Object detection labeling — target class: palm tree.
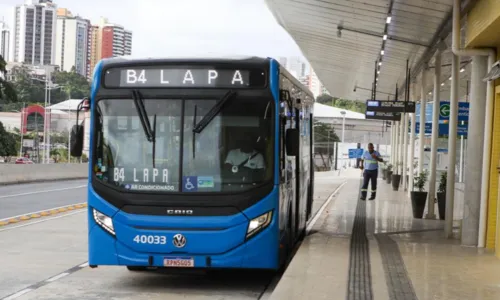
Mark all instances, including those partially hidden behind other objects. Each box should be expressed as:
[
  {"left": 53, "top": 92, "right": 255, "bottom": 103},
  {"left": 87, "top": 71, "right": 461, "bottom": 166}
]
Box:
[{"left": 0, "top": 55, "right": 18, "bottom": 103}]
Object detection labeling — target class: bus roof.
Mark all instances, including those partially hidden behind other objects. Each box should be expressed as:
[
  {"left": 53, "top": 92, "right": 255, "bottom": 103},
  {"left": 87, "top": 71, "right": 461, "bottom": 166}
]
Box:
[{"left": 98, "top": 55, "right": 273, "bottom": 67}]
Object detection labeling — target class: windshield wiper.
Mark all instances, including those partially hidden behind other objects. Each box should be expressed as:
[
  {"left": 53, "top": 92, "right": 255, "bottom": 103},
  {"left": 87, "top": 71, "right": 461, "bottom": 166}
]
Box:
[
  {"left": 192, "top": 90, "right": 236, "bottom": 134},
  {"left": 132, "top": 90, "right": 157, "bottom": 167},
  {"left": 192, "top": 105, "right": 197, "bottom": 159}
]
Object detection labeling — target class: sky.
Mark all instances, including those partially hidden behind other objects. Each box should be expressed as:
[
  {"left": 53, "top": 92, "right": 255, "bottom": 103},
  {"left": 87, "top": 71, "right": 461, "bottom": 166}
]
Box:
[{"left": 0, "top": 0, "right": 307, "bottom": 60}]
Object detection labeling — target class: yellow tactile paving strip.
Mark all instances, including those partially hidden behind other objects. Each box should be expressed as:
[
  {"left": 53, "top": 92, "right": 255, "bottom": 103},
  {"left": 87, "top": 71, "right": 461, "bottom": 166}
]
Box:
[{"left": 0, "top": 203, "right": 87, "bottom": 227}]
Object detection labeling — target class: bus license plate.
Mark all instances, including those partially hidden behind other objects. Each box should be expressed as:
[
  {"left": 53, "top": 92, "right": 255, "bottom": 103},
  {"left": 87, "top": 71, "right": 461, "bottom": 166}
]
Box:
[{"left": 163, "top": 257, "right": 194, "bottom": 268}]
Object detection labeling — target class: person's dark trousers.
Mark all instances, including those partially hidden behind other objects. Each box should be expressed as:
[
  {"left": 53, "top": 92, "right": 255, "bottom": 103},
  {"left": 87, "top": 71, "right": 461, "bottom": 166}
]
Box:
[{"left": 360, "top": 169, "right": 378, "bottom": 200}]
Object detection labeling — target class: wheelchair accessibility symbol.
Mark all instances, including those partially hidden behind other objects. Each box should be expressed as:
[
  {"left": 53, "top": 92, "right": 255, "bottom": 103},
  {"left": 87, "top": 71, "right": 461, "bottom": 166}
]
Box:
[{"left": 182, "top": 176, "right": 198, "bottom": 192}]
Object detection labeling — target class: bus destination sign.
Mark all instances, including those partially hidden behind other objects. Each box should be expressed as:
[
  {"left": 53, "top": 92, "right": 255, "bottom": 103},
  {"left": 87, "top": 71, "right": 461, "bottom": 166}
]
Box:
[
  {"left": 365, "top": 100, "right": 415, "bottom": 113},
  {"left": 365, "top": 111, "right": 402, "bottom": 121},
  {"left": 103, "top": 67, "right": 266, "bottom": 88}
]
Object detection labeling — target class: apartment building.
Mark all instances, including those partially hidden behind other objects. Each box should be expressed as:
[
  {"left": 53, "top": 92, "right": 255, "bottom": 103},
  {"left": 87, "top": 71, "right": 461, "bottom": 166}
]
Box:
[
  {"left": 9, "top": 0, "right": 57, "bottom": 65},
  {"left": 55, "top": 8, "right": 90, "bottom": 77}
]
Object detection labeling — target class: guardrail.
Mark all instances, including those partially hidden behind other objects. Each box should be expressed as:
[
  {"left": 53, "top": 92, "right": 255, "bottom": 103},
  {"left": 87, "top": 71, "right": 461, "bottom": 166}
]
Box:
[{"left": 0, "top": 163, "right": 88, "bottom": 185}]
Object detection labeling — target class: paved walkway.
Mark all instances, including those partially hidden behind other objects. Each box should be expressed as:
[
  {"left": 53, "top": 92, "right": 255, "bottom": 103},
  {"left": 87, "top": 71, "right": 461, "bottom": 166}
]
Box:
[{"left": 270, "top": 170, "right": 500, "bottom": 300}]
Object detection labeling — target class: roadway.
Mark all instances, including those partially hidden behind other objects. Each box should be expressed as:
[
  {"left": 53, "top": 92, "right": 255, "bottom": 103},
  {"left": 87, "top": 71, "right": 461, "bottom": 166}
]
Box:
[
  {"left": 0, "top": 171, "right": 346, "bottom": 300},
  {"left": 0, "top": 180, "right": 87, "bottom": 219}
]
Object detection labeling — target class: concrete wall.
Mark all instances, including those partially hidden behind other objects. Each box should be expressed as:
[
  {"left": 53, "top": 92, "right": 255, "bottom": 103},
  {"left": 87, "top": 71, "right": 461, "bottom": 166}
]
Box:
[{"left": 0, "top": 163, "right": 88, "bottom": 185}]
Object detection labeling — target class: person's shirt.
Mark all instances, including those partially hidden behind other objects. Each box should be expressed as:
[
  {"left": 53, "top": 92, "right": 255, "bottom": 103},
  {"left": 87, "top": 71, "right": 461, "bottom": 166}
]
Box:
[
  {"left": 362, "top": 150, "right": 381, "bottom": 170},
  {"left": 225, "top": 148, "right": 265, "bottom": 169}
]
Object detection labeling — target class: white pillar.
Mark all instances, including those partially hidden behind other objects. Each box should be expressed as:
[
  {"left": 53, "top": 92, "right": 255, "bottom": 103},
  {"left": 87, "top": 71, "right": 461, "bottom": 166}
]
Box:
[
  {"left": 427, "top": 48, "right": 442, "bottom": 220},
  {"left": 459, "top": 136, "right": 464, "bottom": 182},
  {"left": 402, "top": 111, "right": 409, "bottom": 190},
  {"left": 390, "top": 124, "right": 394, "bottom": 165},
  {"left": 394, "top": 121, "right": 399, "bottom": 169},
  {"left": 462, "top": 55, "right": 488, "bottom": 245},
  {"left": 341, "top": 113, "right": 346, "bottom": 143},
  {"left": 478, "top": 54, "right": 496, "bottom": 248},
  {"left": 392, "top": 124, "right": 396, "bottom": 166},
  {"left": 418, "top": 68, "right": 427, "bottom": 174},
  {"left": 399, "top": 112, "right": 405, "bottom": 176},
  {"left": 408, "top": 83, "right": 417, "bottom": 196},
  {"left": 445, "top": 53, "right": 460, "bottom": 238}
]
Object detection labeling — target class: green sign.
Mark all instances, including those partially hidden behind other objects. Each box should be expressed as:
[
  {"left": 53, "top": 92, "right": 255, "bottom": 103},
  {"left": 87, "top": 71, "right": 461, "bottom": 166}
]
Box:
[{"left": 439, "top": 103, "right": 450, "bottom": 118}]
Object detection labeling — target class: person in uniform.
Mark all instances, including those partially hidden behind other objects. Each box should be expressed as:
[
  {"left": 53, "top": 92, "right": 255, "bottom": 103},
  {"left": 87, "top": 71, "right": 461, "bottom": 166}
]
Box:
[
  {"left": 359, "top": 143, "right": 383, "bottom": 200},
  {"left": 224, "top": 135, "right": 265, "bottom": 173}
]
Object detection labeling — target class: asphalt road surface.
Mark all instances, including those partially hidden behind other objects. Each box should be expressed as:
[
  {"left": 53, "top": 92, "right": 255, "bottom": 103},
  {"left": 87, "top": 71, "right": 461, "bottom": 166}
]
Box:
[
  {"left": 0, "top": 180, "right": 87, "bottom": 219},
  {"left": 0, "top": 171, "right": 345, "bottom": 300}
]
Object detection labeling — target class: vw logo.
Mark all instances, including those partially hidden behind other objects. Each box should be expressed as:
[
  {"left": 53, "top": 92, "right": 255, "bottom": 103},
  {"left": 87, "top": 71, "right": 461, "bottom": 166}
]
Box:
[{"left": 172, "top": 234, "right": 187, "bottom": 248}]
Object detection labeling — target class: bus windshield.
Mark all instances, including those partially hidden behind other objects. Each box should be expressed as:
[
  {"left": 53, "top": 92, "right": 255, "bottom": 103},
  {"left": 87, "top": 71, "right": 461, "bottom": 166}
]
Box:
[{"left": 93, "top": 96, "right": 274, "bottom": 193}]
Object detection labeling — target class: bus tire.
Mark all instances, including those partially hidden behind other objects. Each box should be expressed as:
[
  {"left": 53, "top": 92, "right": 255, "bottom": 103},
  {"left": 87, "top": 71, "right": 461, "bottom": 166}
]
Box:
[{"left": 126, "top": 266, "right": 147, "bottom": 271}]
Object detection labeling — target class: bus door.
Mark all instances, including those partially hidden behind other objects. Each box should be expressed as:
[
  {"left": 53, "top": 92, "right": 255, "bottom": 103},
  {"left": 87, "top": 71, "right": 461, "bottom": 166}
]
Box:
[
  {"left": 279, "top": 101, "right": 297, "bottom": 244},
  {"left": 294, "top": 107, "right": 301, "bottom": 235}
]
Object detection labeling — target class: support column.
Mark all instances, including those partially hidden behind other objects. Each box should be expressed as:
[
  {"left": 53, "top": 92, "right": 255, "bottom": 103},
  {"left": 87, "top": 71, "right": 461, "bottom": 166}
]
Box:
[
  {"left": 392, "top": 123, "right": 397, "bottom": 166},
  {"left": 395, "top": 121, "right": 400, "bottom": 171},
  {"left": 459, "top": 136, "right": 465, "bottom": 182},
  {"left": 403, "top": 111, "right": 409, "bottom": 190},
  {"left": 390, "top": 124, "right": 394, "bottom": 165},
  {"left": 399, "top": 115, "right": 405, "bottom": 175},
  {"left": 427, "top": 49, "right": 443, "bottom": 219},
  {"left": 418, "top": 68, "right": 428, "bottom": 174},
  {"left": 445, "top": 53, "right": 460, "bottom": 238},
  {"left": 462, "top": 56, "right": 487, "bottom": 245},
  {"left": 408, "top": 83, "right": 417, "bottom": 196},
  {"left": 478, "top": 54, "right": 495, "bottom": 248}
]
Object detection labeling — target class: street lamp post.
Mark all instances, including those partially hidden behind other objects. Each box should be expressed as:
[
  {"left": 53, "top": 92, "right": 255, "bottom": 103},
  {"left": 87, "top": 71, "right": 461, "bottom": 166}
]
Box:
[
  {"left": 31, "top": 77, "right": 48, "bottom": 163},
  {"left": 12, "top": 102, "right": 26, "bottom": 157},
  {"left": 20, "top": 102, "right": 25, "bottom": 157},
  {"left": 340, "top": 110, "right": 346, "bottom": 143},
  {"left": 67, "top": 98, "right": 71, "bottom": 163}
]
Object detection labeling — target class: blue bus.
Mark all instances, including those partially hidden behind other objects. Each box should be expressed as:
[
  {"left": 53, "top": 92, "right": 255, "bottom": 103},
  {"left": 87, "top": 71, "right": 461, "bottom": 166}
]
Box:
[{"left": 70, "top": 56, "right": 315, "bottom": 271}]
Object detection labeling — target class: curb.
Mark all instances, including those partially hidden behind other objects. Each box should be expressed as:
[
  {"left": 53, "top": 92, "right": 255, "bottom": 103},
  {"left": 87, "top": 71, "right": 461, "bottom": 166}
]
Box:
[{"left": 0, "top": 203, "right": 87, "bottom": 227}]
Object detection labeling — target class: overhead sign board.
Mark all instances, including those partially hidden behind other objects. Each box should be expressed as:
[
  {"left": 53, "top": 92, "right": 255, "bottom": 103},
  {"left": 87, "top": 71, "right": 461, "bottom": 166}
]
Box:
[
  {"left": 348, "top": 148, "right": 364, "bottom": 159},
  {"left": 414, "top": 122, "right": 468, "bottom": 137},
  {"left": 439, "top": 101, "right": 469, "bottom": 122},
  {"left": 365, "top": 100, "right": 415, "bottom": 113},
  {"left": 365, "top": 111, "right": 402, "bottom": 121},
  {"left": 103, "top": 66, "right": 267, "bottom": 88},
  {"left": 415, "top": 102, "right": 433, "bottom": 121}
]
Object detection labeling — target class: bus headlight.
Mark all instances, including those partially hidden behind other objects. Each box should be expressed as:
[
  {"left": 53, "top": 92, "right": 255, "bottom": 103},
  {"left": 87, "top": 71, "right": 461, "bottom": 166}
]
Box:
[
  {"left": 246, "top": 210, "right": 273, "bottom": 239},
  {"left": 93, "top": 209, "right": 115, "bottom": 236}
]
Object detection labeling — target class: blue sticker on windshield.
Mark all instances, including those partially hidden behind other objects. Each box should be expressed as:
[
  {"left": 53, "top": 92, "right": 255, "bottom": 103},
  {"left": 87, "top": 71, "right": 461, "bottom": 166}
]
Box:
[
  {"left": 197, "top": 176, "right": 214, "bottom": 188},
  {"left": 182, "top": 176, "right": 198, "bottom": 192}
]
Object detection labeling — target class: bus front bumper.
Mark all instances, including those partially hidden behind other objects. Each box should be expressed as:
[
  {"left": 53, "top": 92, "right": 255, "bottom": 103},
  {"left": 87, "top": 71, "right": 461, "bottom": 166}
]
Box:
[{"left": 88, "top": 220, "right": 280, "bottom": 270}]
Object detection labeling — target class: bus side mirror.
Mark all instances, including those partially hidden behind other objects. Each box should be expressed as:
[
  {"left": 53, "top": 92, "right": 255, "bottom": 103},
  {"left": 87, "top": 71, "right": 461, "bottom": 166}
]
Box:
[
  {"left": 70, "top": 98, "right": 89, "bottom": 157},
  {"left": 70, "top": 124, "right": 84, "bottom": 157},
  {"left": 285, "top": 128, "right": 299, "bottom": 156}
]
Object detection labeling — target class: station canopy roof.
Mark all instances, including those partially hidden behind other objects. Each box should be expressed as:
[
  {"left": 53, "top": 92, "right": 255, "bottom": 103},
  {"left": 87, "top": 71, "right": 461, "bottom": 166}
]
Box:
[{"left": 265, "top": 0, "right": 475, "bottom": 103}]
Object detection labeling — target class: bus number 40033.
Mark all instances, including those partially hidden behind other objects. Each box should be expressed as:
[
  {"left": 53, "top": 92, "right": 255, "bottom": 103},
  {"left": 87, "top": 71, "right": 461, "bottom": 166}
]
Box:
[{"left": 133, "top": 235, "right": 167, "bottom": 245}]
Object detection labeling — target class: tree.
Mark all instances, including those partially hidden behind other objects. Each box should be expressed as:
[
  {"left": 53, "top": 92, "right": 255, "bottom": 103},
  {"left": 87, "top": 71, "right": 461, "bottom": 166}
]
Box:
[
  {"left": 10, "top": 63, "right": 45, "bottom": 104},
  {"left": 316, "top": 93, "right": 366, "bottom": 114},
  {"left": 313, "top": 119, "right": 339, "bottom": 155},
  {"left": 316, "top": 94, "right": 334, "bottom": 105},
  {"left": 51, "top": 67, "right": 90, "bottom": 104},
  {"left": 0, "top": 121, "right": 18, "bottom": 158},
  {"left": 0, "top": 55, "right": 18, "bottom": 103}
]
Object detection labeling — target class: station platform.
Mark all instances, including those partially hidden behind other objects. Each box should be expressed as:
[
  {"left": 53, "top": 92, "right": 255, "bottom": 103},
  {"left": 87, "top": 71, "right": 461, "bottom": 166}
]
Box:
[{"left": 270, "top": 169, "right": 500, "bottom": 300}]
